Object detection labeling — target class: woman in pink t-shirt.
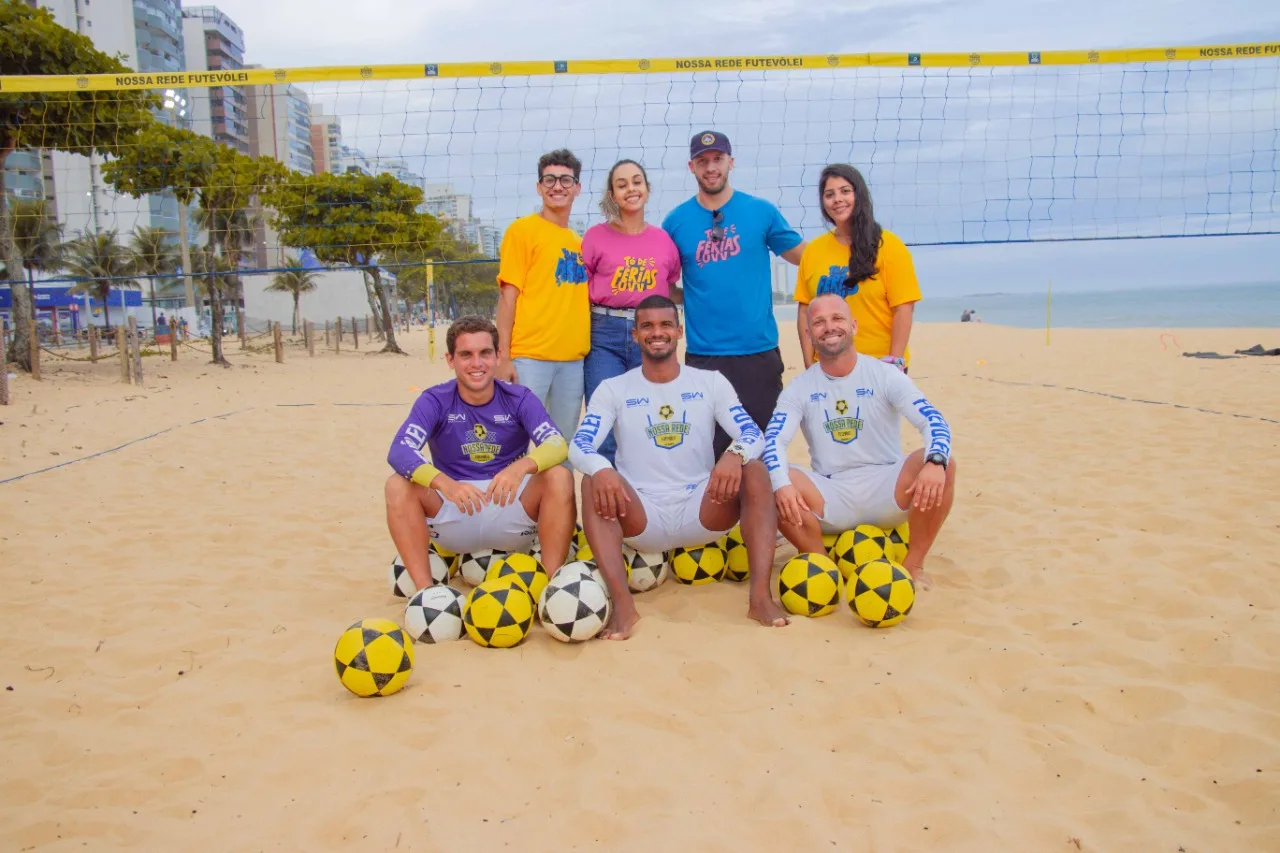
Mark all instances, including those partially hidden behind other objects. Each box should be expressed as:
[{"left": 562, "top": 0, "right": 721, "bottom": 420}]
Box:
[{"left": 581, "top": 159, "right": 682, "bottom": 463}]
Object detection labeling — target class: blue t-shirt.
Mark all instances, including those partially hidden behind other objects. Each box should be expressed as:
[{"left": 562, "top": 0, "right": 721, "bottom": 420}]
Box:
[{"left": 662, "top": 191, "right": 802, "bottom": 357}]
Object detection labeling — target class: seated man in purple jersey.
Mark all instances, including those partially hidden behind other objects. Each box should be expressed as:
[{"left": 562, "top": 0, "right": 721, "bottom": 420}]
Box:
[{"left": 385, "top": 315, "right": 576, "bottom": 589}]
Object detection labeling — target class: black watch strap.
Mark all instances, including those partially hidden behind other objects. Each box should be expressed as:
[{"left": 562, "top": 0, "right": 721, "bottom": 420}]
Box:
[{"left": 926, "top": 452, "right": 948, "bottom": 469}]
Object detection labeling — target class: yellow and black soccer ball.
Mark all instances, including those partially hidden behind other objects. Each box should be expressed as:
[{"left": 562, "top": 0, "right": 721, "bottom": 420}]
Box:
[
  {"left": 717, "top": 525, "right": 750, "bottom": 582},
  {"left": 777, "top": 552, "right": 842, "bottom": 617},
  {"left": 333, "top": 618, "right": 415, "bottom": 697},
  {"left": 484, "top": 552, "right": 549, "bottom": 602},
  {"left": 670, "top": 544, "right": 727, "bottom": 585},
  {"left": 831, "top": 524, "right": 888, "bottom": 579},
  {"left": 885, "top": 523, "right": 910, "bottom": 564},
  {"left": 462, "top": 580, "right": 535, "bottom": 648},
  {"left": 573, "top": 524, "right": 594, "bottom": 563},
  {"left": 849, "top": 559, "right": 915, "bottom": 628},
  {"left": 822, "top": 532, "right": 839, "bottom": 560},
  {"left": 429, "top": 540, "right": 461, "bottom": 577}
]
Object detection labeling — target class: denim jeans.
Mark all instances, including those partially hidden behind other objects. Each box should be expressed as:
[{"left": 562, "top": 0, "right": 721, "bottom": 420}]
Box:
[
  {"left": 582, "top": 311, "right": 644, "bottom": 465},
  {"left": 512, "top": 356, "right": 585, "bottom": 443}
]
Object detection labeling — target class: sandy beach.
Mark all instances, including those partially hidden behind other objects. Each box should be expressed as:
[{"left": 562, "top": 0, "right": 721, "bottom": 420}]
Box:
[{"left": 1, "top": 320, "right": 1278, "bottom": 851}]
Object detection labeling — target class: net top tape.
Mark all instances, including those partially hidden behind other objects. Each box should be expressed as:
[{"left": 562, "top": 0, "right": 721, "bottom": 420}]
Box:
[{"left": 3, "top": 42, "right": 1279, "bottom": 93}]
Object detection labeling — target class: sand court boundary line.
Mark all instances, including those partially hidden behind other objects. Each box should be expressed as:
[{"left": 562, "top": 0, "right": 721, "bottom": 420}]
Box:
[
  {"left": 0, "top": 402, "right": 410, "bottom": 485},
  {"left": 960, "top": 373, "right": 1280, "bottom": 424}
]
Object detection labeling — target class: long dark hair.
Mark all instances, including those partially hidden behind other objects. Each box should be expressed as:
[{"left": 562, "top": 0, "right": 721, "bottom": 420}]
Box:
[
  {"left": 599, "top": 159, "right": 649, "bottom": 221},
  {"left": 819, "top": 164, "right": 881, "bottom": 286}
]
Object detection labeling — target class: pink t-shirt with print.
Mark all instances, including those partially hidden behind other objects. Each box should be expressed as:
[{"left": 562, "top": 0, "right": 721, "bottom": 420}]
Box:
[{"left": 581, "top": 223, "right": 682, "bottom": 309}]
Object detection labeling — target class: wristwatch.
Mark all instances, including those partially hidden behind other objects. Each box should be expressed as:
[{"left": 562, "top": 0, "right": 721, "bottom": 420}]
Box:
[
  {"left": 880, "top": 355, "right": 906, "bottom": 371},
  {"left": 726, "top": 442, "right": 750, "bottom": 465},
  {"left": 925, "top": 452, "right": 948, "bottom": 469}
]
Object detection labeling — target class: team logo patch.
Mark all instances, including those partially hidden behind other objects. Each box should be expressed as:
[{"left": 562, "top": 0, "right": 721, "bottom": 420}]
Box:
[
  {"left": 646, "top": 406, "right": 688, "bottom": 449},
  {"left": 462, "top": 422, "right": 499, "bottom": 463},
  {"left": 473, "top": 423, "right": 487, "bottom": 440},
  {"left": 701, "top": 132, "right": 716, "bottom": 146},
  {"left": 823, "top": 402, "right": 864, "bottom": 445}
]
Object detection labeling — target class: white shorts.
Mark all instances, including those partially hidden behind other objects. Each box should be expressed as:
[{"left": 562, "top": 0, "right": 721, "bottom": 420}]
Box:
[
  {"left": 426, "top": 477, "right": 538, "bottom": 554},
  {"left": 800, "top": 457, "right": 910, "bottom": 533},
  {"left": 624, "top": 478, "right": 732, "bottom": 554}
]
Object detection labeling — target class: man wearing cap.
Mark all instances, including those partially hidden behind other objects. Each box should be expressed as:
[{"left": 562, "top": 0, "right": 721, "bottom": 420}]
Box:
[{"left": 662, "top": 131, "right": 807, "bottom": 458}]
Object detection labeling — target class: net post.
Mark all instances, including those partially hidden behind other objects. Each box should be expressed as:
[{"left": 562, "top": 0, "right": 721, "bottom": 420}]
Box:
[
  {"left": 238, "top": 308, "right": 247, "bottom": 350},
  {"left": 273, "top": 321, "right": 283, "bottom": 363},
  {"left": 29, "top": 321, "right": 41, "bottom": 381},
  {"left": 307, "top": 321, "right": 315, "bottom": 357},
  {"left": 169, "top": 320, "right": 178, "bottom": 361},
  {"left": 324, "top": 319, "right": 331, "bottom": 348},
  {"left": 427, "top": 261, "right": 436, "bottom": 362},
  {"left": 128, "top": 315, "right": 143, "bottom": 387},
  {"left": 117, "top": 326, "right": 129, "bottom": 383},
  {"left": 1, "top": 340, "right": 9, "bottom": 406},
  {"left": 89, "top": 325, "right": 99, "bottom": 362},
  {"left": 352, "top": 316, "right": 359, "bottom": 350},
  {"left": 335, "top": 317, "right": 342, "bottom": 352}
]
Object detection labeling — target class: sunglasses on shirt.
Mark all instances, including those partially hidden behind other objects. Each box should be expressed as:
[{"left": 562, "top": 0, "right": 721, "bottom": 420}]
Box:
[{"left": 710, "top": 208, "right": 725, "bottom": 242}]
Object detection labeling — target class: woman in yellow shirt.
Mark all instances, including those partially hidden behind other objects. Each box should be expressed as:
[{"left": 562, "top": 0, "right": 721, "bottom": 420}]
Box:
[{"left": 793, "top": 164, "right": 922, "bottom": 371}]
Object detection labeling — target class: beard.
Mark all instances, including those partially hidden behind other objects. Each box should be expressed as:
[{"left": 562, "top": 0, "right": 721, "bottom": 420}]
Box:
[
  {"left": 814, "top": 333, "right": 852, "bottom": 358},
  {"left": 695, "top": 174, "right": 728, "bottom": 196},
  {"left": 643, "top": 342, "right": 677, "bottom": 361}
]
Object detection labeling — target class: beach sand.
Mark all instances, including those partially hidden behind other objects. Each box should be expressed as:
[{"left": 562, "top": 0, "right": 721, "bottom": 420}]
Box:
[{"left": 1, "top": 321, "right": 1278, "bottom": 851}]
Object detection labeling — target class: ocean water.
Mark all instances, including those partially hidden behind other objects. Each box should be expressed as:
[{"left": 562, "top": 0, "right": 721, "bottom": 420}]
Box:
[{"left": 773, "top": 282, "right": 1280, "bottom": 328}]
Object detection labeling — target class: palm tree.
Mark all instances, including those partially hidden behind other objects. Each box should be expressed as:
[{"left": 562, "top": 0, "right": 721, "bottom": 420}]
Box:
[
  {"left": 127, "top": 226, "right": 178, "bottom": 330},
  {"left": 11, "top": 199, "right": 64, "bottom": 287},
  {"left": 195, "top": 204, "right": 259, "bottom": 365},
  {"left": 60, "top": 230, "right": 136, "bottom": 332},
  {"left": 266, "top": 255, "right": 320, "bottom": 335}
]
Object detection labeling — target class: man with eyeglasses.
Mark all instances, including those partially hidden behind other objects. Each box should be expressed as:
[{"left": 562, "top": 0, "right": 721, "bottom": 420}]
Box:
[
  {"left": 495, "top": 149, "right": 590, "bottom": 441},
  {"left": 662, "top": 131, "right": 807, "bottom": 459}
]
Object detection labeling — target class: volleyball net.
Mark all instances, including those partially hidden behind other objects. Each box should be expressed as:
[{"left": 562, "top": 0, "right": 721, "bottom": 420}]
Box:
[{"left": 1, "top": 41, "right": 1277, "bottom": 294}]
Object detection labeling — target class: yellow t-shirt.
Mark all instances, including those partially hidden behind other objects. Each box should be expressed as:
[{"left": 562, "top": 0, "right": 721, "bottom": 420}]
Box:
[
  {"left": 497, "top": 213, "right": 589, "bottom": 361},
  {"left": 793, "top": 229, "right": 922, "bottom": 366}
]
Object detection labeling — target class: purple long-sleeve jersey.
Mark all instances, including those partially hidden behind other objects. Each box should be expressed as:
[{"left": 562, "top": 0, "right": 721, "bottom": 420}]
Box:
[{"left": 388, "top": 380, "right": 562, "bottom": 483}]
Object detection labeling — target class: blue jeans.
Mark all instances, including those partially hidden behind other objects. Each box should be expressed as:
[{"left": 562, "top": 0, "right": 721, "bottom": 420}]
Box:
[
  {"left": 583, "top": 311, "right": 644, "bottom": 465},
  {"left": 512, "top": 357, "right": 584, "bottom": 444}
]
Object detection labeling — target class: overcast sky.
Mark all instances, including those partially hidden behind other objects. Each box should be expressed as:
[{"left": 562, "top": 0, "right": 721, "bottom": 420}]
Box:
[{"left": 204, "top": 0, "right": 1280, "bottom": 295}]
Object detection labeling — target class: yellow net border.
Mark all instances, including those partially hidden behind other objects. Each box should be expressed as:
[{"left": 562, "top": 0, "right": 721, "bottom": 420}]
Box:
[{"left": 3, "top": 42, "right": 1278, "bottom": 93}]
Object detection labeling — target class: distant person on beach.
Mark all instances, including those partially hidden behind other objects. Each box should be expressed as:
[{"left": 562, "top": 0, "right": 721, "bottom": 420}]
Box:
[
  {"left": 662, "top": 130, "right": 806, "bottom": 459},
  {"left": 765, "top": 293, "right": 956, "bottom": 590},
  {"left": 385, "top": 315, "right": 576, "bottom": 590},
  {"left": 794, "top": 164, "right": 921, "bottom": 372},
  {"left": 569, "top": 295, "right": 788, "bottom": 638},
  {"left": 494, "top": 149, "right": 589, "bottom": 440},
  {"left": 961, "top": 308, "right": 982, "bottom": 323},
  {"left": 581, "top": 159, "right": 681, "bottom": 466}
]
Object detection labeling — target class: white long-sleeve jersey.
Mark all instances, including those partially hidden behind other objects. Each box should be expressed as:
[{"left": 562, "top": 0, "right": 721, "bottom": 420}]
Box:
[
  {"left": 763, "top": 357, "right": 952, "bottom": 492},
  {"left": 570, "top": 365, "right": 763, "bottom": 495}
]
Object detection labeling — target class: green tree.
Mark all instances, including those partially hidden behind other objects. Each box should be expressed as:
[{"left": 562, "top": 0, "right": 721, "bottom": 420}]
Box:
[
  {"left": 60, "top": 230, "right": 137, "bottom": 332},
  {"left": 265, "top": 171, "right": 440, "bottom": 355},
  {"left": 266, "top": 255, "right": 320, "bottom": 335},
  {"left": 105, "top": 124, "right": 283, "bottom": 365},
  {"left": 128, "top": 225, "right": 178, "bottom": 329},
  {"left": 10, "top": 198, "right": 64, "bottom": 294},
  {"left": 1, "top": 2, "right": 158, "bottom": 370}
]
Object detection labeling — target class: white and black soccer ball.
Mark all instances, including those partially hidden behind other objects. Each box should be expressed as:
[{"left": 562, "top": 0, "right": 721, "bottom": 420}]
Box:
[
  {"left": 390, "top": 553, "right": 451, "bottom": 598},
  {"left": 405, "top": 584, "right": 466, "bottom": 644},
  {"left": 539, "top": 572, "right": 611, "bottom": 642},
  {"left": 458, "top": 549, "right": 508, "bottom": 586},
  {"left": 625, "top": 547, "right": 669, "bottom": 592}
]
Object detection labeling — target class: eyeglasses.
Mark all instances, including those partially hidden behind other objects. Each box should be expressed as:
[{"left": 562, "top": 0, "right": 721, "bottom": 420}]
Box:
[
  {"left": 710, "top": 208, "right": 725, "bottom": 242},
  {"left": 539, "top": 174, "right": 579, "bottom": 189}
]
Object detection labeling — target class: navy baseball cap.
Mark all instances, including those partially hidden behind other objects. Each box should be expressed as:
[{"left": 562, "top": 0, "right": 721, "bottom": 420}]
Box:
[{"left": 690, "top": 130, "right": 731, "bottom": 158}]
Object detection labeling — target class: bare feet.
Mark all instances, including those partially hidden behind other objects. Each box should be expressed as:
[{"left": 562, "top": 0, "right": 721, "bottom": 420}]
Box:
[
  {"left": 601, "top": 600, "right": 640, "bottom": 640},
  {"left": 904, "top": 564, "right": 933, "bottom": 591},
  {"left": 748, "top": 596, "right": 790, "bottom": 627}
]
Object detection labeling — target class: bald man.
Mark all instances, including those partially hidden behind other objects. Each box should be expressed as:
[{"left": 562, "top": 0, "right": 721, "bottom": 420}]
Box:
[{"left": 763, "top": 293, "right": 956, "bottom": 589}]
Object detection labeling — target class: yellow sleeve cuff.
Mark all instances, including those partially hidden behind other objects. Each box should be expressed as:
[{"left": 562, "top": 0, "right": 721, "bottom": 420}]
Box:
[
  {"left": 528, "top": 436, "right": 568, "bottom": 472},
  {"left": 409, "top": 463, "right": 441, "bottom": 488}
]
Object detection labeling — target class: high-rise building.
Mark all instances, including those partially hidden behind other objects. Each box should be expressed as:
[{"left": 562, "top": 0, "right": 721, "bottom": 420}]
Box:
[
  {"left": 245, "top": 71, "right": 314, "bottom": 174},
  {"left": 33, "top": 0, "right": 190, "bottom": 238},
  {"left": 308, "top": 109, "right": 342, "bottom": 175},
  {"left": 182, "top": 6, "right": 249, "bottom": 154},
  {"left": 369, "top": 157, "right": 421, "bottom": 190},
  {"left": 421, "top": 184, "right": 472, "bottom": 223}
]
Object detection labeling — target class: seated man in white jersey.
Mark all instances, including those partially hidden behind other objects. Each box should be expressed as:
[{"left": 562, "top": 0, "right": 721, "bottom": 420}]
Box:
[
  {"left": 570, "top": 295, "right": 789, "bottom": 639},
  {"left": 385, "top": 316, "right": 576, "bottom": 590},
  {"left": 765, "top": 293, "right": 956, "bottom": 590}
]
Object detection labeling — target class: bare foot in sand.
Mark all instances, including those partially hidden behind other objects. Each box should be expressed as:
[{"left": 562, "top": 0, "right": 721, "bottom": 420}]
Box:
[
  {"left": 601, "top": 600, "right": 639, "bottom": 640},
  {"left": 748, "top": 596, "right": 790, "bottom": 627},
  {"left": 904, "top": 564, "right": 933, "bottom": 591}
]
